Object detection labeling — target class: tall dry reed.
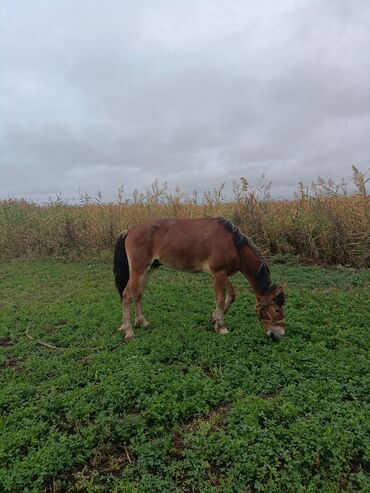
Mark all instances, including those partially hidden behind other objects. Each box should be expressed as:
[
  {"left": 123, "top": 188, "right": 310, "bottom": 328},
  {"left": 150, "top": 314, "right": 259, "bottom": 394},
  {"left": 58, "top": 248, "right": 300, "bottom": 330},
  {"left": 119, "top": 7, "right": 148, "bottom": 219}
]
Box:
[{"left": 0, "top": 167, "right": 368, "bottom": 267}]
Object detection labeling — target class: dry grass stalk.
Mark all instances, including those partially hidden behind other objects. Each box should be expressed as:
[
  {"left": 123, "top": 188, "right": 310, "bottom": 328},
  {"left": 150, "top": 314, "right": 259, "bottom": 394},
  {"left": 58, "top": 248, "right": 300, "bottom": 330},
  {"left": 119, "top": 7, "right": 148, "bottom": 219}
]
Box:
[{"left": 0, "top": 169, "right": 368, "bottom": 267}]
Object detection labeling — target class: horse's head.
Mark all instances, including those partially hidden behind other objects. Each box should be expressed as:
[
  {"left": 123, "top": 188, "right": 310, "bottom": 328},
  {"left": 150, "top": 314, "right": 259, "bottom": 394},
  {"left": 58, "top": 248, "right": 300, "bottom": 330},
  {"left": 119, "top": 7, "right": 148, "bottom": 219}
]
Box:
[{"left": 256, "top": 284, "right": 287, "bottom": 340}]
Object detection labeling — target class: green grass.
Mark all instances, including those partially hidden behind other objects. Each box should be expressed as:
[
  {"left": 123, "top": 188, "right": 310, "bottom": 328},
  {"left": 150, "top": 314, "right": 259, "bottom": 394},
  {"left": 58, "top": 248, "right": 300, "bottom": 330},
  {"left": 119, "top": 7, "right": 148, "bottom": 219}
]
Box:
[{"left": 0, "top": 260, "right": 369, "bottom": 492}]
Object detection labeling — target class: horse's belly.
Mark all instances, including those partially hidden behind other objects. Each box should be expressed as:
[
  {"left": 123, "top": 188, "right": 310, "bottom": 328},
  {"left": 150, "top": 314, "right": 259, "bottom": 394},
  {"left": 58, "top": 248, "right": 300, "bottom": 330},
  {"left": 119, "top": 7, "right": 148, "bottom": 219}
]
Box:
[{"left": 156, "top": 253, "right": 211, "bottom": 274}]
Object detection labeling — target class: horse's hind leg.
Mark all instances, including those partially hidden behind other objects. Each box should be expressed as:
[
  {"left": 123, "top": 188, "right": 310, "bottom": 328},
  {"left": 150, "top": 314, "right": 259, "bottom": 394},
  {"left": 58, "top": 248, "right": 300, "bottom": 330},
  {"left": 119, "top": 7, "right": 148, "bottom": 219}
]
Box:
[
  {"left": 212, "top": 271, "right": 228, "bottom": 335},
  {"left": 120, "top": 284, "right": 135, "bottom": 341},
  {"left": 120, "top": 270, "right": 147, "bottom": 340},
  {"left": 134, "top": 272, "right": 150, "bottom": 328}
]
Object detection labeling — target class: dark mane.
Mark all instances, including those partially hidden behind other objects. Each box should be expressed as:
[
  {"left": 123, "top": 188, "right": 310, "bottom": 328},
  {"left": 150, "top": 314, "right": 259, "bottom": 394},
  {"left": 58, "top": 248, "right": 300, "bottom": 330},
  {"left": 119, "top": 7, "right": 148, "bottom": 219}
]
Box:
[
  {"left": 216, "top": 217, "right": 250, "bottom": 248},
  {"left": 216, "top": 218, "right": 272, "bottom": 295},
  {"left": 216, "top": 217, "right": 266, "bottom": 260},
  {"left": 254, "top": 263, "right": 272, "bottom": 295}
]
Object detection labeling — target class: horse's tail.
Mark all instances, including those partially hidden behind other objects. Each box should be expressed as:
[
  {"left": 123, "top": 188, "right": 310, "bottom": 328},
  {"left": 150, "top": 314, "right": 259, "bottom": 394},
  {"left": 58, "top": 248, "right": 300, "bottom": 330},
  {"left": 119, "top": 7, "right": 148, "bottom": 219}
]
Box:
[{"left": 113, "top": 230, "right": 129, "bottom": 299}]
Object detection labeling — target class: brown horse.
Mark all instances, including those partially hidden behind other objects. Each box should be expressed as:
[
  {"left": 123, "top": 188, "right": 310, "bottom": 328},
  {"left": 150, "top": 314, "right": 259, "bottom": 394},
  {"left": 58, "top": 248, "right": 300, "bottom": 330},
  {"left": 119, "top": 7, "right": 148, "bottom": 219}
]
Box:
[{"left": 113, "top": 217, "right": 286, "bottom": 341}]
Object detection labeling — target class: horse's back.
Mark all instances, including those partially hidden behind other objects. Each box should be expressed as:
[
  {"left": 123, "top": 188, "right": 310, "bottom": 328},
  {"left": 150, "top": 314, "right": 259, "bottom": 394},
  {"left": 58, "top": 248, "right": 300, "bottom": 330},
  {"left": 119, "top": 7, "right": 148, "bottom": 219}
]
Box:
[{"left": 125, "top": 218, "right": 239, "bottom": 274}]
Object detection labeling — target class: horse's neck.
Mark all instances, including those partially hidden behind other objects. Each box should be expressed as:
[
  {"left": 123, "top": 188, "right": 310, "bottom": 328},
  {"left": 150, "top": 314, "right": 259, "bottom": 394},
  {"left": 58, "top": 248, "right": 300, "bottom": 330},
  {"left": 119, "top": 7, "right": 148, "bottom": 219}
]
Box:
[{"left": 239, "top": 245, "right": 270, "bottom": 299}]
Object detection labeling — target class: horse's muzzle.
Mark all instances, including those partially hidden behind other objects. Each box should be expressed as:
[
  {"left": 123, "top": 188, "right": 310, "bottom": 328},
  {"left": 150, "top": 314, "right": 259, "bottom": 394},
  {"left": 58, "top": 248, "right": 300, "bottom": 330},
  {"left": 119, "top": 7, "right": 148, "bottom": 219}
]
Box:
[{"left": 266, "top": 327, "right": 285, "bottom": 340}]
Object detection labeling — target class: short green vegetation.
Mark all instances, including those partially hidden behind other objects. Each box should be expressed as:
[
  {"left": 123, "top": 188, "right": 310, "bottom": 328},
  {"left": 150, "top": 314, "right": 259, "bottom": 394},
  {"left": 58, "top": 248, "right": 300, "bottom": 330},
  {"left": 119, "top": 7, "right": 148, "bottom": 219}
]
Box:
[{"left": 0, "top": 261, "right": 369, "bottom": 492}]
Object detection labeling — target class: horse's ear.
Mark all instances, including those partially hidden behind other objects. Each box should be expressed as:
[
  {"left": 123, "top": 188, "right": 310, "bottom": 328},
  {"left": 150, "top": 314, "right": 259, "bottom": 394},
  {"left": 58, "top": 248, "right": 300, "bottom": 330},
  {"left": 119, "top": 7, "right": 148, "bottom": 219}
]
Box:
[{"left": 274, "top": 283, "right": 287, "bottom": 305}]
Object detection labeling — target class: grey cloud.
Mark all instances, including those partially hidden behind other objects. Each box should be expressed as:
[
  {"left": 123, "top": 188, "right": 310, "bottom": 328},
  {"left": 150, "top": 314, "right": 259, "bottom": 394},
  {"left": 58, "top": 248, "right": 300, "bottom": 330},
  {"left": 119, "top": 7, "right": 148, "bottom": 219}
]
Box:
[{"left": 1, "top": 0, "right": 369, "bottom": 202}]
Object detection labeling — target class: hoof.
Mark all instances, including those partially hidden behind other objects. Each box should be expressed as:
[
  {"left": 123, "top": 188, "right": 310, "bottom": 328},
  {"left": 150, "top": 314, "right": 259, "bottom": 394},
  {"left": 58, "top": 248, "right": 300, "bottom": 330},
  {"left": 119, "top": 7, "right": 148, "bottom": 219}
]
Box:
[
  {"left": 216, "top": 326, "right": 229, "bottom": 335},
  {"left": 124, "top": 333, "right": 134, "bottom": 341},
  {"left": 135, "top": 319, "right": 150, "bottom": 328}
]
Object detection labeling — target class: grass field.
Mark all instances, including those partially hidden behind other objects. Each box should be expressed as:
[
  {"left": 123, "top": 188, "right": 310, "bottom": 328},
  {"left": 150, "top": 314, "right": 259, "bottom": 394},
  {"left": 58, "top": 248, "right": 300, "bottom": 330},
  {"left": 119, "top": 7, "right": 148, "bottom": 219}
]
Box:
[{"left": 0, "top": 260, "right": 369, "bottom": 492}]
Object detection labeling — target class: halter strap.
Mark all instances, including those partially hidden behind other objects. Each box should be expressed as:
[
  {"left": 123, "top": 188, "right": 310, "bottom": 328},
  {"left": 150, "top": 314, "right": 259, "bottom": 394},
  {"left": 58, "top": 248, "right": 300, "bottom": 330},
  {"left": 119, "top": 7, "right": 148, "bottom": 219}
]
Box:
[{"left": 255, "top": 302, "right": 284, "bottom": 326}]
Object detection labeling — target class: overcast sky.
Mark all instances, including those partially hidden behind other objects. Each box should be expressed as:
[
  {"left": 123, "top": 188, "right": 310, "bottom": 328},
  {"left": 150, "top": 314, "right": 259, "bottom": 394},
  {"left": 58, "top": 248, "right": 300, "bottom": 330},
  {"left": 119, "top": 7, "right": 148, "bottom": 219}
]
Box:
[{"left": 1, "top": 0, "right": 370, "bottom": 201}]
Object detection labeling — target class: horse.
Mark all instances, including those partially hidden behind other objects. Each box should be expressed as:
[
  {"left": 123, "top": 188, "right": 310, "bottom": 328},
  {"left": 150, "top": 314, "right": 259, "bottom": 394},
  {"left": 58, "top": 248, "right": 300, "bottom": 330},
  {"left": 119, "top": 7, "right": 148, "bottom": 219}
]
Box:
[{"left": 113, "top": 217, "right": 286, "bottom": 341}]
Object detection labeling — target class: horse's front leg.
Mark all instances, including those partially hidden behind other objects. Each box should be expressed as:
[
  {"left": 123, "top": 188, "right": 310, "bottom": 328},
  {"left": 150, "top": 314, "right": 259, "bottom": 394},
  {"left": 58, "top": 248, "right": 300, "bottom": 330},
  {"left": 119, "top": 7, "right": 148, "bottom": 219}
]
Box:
[
  {"left": 224, "top": 278, "right": 236, "bottom": 314},
  {"left": 212, "top": 271, "right": 228, "bottom": 335},
  {"left": 212, "top": 278, "right": 235, "bottom": 322}
]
